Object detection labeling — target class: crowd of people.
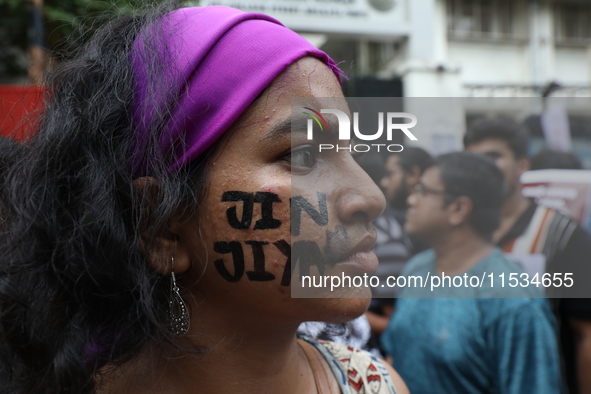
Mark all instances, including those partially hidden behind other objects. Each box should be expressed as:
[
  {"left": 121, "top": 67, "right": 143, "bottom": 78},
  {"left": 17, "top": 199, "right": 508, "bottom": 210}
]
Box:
[
  {"left": 1, "top": 2, "right": 590, "bottom": 393},
  {"left": 358, "top": 117, "right": 591, "bottom": 393}
]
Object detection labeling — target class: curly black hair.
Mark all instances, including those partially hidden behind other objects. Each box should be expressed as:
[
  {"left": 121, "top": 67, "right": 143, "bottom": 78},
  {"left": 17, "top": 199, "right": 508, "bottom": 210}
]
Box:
[{"left": 0, "top": 2, "right": 217, "bottom": 393}]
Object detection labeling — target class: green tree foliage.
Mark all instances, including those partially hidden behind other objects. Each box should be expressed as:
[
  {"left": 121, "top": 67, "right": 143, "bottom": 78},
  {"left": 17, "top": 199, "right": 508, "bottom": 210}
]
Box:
[{"left": 0, "top": 0, "right": 193, "bottom": 79}]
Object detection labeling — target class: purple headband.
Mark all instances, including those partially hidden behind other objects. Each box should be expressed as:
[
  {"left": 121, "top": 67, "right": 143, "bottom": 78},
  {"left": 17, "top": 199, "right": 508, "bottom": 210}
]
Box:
[{"left": 131, "top": 6, "right": 343, "bottom": 176}]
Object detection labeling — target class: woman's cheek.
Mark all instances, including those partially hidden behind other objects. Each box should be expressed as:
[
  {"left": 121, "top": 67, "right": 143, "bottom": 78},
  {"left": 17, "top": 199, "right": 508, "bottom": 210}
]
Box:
[{"left": 200, "top": 184, "right": 292, "bottom": 287}]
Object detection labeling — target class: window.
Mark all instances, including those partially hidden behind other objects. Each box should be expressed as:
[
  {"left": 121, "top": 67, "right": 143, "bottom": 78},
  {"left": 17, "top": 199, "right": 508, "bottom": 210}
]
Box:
[
  {"left": 555, "top": 0, "right": 591, "bottom": 44},
  {"left": 446, "top": 0, "right": 527, "bottom": 41}
]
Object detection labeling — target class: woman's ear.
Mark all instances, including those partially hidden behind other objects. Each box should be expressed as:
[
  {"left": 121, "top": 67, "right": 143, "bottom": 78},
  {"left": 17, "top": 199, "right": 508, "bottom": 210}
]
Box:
[{"left": 133, "top": 176, "right": 191, "bottom": 275}]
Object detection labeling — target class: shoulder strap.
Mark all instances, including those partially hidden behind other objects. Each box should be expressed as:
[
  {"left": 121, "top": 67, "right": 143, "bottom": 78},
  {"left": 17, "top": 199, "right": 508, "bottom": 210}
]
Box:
[{"left": 298, "top": 338, "right": 339, "bottom": 394}]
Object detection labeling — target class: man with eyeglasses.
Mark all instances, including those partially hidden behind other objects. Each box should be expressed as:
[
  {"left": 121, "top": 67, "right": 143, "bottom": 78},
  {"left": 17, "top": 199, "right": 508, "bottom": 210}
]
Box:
[{"left": 381, "top": 151, "right": 560, "bottom": 393}]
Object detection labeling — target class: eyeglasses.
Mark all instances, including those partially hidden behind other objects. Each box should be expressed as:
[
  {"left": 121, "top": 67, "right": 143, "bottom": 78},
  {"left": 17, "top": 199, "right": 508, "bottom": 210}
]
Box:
[{"left": 412, "top": 182, "right": 448, "bottom": 196}]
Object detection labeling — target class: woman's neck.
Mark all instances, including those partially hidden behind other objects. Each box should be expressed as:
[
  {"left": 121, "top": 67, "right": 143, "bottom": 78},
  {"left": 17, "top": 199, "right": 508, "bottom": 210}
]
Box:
[{"left": 98, "top": 308, "right": 318, "bottom": 393}]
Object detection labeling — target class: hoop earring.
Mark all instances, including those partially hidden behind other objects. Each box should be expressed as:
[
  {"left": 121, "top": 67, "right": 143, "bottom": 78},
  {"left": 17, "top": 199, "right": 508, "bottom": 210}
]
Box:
[{"left": 168, "top": 256, "right": 190, "bottom": 336}]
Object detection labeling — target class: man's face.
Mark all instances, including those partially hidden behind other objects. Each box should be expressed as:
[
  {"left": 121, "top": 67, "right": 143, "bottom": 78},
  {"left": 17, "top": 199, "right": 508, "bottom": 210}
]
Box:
[
  {"left": 380, "top": 155, "right": 408, "bottom": 209},
  {"left": 465, "top": 138, "right": 528, "bottom": 198},
  {"left": 404, "top": 166, "right": 449, "bottom": 240}
]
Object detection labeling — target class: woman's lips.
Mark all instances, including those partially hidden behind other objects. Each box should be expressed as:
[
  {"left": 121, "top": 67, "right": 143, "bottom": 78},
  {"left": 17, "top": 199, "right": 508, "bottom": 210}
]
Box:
[{"left": 337, "top": 250, "right": 379, "bottom": 274}]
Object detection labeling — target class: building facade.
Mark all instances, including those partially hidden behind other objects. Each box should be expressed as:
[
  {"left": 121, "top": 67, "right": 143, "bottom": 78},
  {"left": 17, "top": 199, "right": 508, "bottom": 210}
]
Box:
[{"left": 206, "top": 0, "right": 591, "bottom": 159}]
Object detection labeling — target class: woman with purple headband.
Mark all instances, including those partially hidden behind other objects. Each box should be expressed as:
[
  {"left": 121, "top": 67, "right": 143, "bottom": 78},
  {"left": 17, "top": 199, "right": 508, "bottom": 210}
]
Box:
[{"left": 0, "top": 2, "right": 408, "bottom": 393}]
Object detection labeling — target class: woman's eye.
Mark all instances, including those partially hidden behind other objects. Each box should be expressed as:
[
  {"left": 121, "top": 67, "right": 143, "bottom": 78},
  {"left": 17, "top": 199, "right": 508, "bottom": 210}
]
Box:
[{"left": 283, "top": 146, "right": 318, "bottom": 170}]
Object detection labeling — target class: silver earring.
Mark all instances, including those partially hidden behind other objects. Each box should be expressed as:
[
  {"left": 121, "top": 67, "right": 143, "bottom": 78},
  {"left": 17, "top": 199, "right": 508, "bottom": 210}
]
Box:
[{"left": 168, "top": 256, "right": 190, "bottom": 336}]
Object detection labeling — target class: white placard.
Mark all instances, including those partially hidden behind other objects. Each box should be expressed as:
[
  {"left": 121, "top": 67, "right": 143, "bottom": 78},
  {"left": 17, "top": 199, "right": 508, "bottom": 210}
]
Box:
[{"left": 541, "top": 104, "right": 572, "bottom": 152}]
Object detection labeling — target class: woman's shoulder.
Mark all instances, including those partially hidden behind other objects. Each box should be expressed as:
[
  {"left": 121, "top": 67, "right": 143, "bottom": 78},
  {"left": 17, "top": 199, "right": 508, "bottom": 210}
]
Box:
[{"left": 298, "top": 335, "right": 407, "bottom": 394}]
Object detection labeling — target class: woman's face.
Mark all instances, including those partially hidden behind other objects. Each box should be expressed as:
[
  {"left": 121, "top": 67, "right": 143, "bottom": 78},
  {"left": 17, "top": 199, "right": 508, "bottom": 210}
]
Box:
[{"left": 176, "top": 57, "right": 385, "bottom": 325}]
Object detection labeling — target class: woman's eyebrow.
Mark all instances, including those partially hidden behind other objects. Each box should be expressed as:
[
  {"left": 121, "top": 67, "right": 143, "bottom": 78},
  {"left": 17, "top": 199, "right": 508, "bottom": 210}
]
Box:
[
  {"left": 263, "top": 115, "right": 341, "bottom": 142},
  {"left": 262, "top": 116, "right": 308, "bottom": 141}
]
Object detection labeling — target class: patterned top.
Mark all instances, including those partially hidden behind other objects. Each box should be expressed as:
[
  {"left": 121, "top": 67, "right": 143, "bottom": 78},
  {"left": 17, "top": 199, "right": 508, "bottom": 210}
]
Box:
[
  {"left": 297, "top": 315, "right": 374, "bottom": 353},
  {"left": 299, "top": 336, "right": 398, "bottom": 394}
]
